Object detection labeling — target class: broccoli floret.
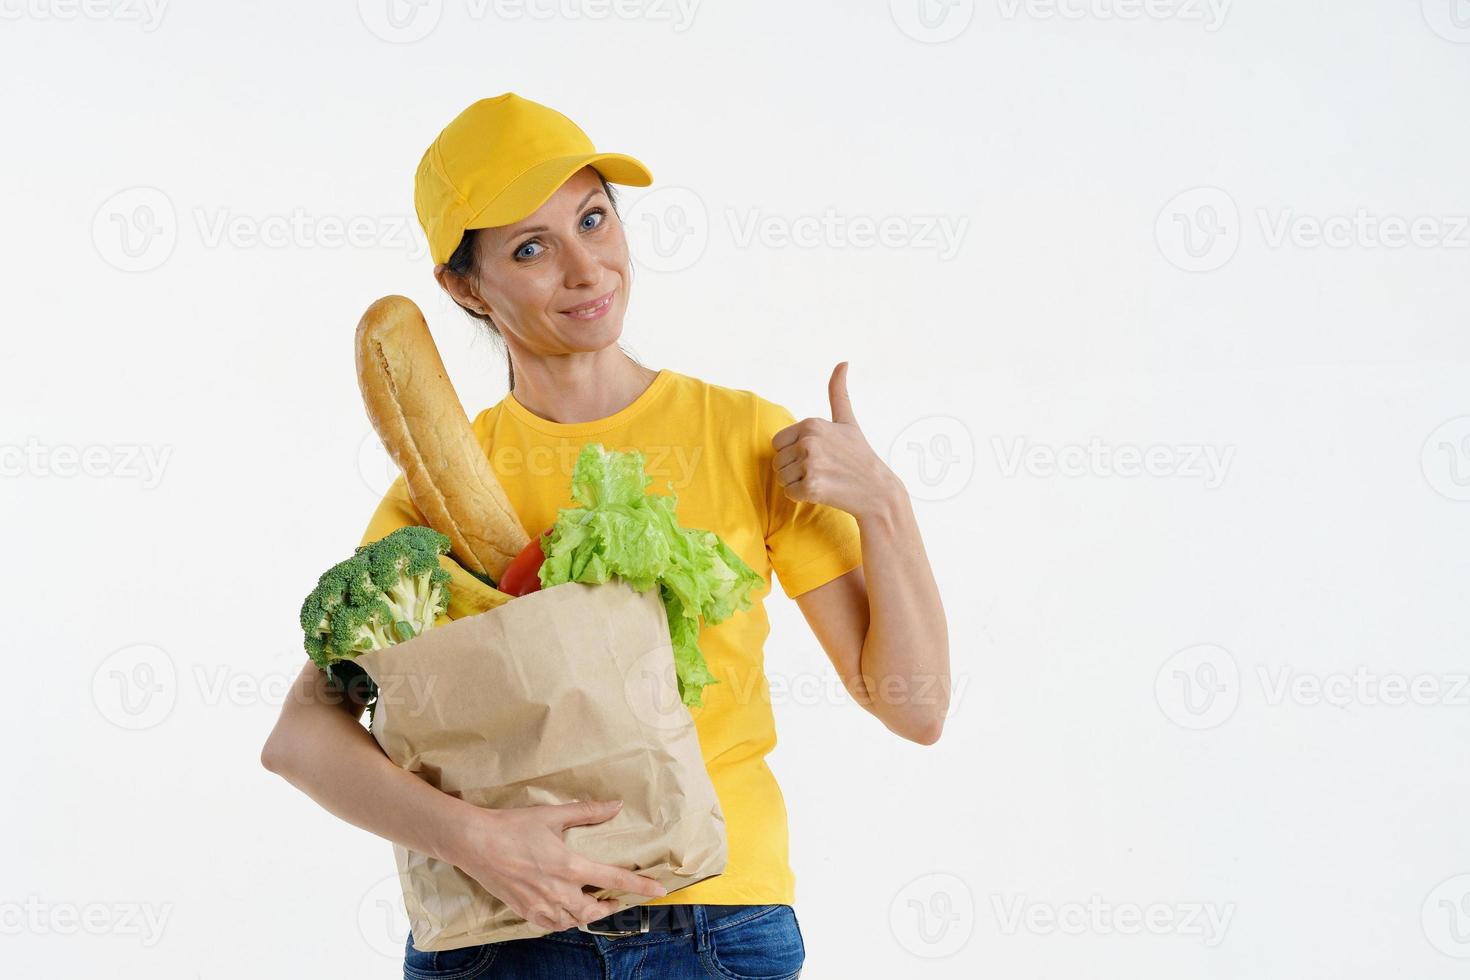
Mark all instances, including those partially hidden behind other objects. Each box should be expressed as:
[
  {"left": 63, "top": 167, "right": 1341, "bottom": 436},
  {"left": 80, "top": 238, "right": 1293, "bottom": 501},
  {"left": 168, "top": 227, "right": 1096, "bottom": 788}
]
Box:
[
  {"left": 360, "top": 526, "right": 452, "bottom": 638},
  {"left": 299, "top": 554, "right": 372, "bottom": 671},
  {"left": 328, "top": 596, "right": 401, "bottom": 653},
  {"left": 298, "top": 526, "right": 453, "bottom": 672}
]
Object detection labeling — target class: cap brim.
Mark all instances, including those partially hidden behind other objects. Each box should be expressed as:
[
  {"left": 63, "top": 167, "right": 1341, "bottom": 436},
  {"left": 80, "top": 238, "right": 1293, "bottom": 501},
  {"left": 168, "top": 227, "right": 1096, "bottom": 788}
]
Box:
[{"left": 465, "top": 152, "right": 653, "bottom": 230}]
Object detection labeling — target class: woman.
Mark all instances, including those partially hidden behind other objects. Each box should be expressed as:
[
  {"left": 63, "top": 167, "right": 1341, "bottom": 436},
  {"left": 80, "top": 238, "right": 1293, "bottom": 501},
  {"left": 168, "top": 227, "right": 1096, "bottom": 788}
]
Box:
[{"left": 261, "top": 92, "right": 950, "bottom": 979}]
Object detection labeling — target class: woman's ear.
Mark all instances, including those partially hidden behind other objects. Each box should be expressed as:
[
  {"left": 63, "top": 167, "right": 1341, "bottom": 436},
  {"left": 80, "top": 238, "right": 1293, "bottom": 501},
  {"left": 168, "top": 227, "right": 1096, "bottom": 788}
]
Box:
[{"left": 434, "top": 263, "right": 485, "bottom": 314}]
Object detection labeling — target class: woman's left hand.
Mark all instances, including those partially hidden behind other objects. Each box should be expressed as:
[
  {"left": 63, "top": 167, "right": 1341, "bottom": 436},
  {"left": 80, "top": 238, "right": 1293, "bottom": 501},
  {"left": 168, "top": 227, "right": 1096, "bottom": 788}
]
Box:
[{"left": 771, "top": 362, "right": 901, "bottom": 521}]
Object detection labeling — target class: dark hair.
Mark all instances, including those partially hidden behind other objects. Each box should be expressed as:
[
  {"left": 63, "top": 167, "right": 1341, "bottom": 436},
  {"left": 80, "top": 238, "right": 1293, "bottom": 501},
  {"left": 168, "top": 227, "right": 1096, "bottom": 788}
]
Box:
[{"left": 443, "top": 172, "right": 639, "bottom": 391}]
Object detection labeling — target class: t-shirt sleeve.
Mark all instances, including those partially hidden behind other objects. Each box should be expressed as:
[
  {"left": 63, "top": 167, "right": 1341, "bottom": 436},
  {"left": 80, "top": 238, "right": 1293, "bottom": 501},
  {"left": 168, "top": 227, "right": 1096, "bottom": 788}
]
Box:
[
  {"left": 359, "top": 472, "right": 512, "bottom": 621},
  {"left": 756, "top": 396, "right": 864, "bottom": 599}
]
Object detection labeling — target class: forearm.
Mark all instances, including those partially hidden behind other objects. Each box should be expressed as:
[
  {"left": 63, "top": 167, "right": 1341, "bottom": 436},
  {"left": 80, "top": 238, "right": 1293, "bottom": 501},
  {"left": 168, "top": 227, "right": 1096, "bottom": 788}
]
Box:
[
  {"left": 260, "top": 662, "right": 478, "bottom": 864},
  {"left": 854, "top": 478, "right": 951, "bottom": 743}
]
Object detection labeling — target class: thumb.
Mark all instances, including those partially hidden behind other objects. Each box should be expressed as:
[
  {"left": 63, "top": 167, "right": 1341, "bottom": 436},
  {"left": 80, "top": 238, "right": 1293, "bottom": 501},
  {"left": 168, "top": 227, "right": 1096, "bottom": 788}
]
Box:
[
  {"left": 828, "top": 361, "right": 858, "bottom": 426},
  {"left": 549, "top": 799, "right": 623, "bottom": 830}
]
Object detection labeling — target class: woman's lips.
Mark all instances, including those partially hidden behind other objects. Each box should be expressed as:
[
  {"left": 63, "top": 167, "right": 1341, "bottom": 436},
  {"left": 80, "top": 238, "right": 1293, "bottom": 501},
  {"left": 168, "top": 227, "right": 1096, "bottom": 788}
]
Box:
[{"left": 560, "top": 290, "right": 615, "bottom": 320}]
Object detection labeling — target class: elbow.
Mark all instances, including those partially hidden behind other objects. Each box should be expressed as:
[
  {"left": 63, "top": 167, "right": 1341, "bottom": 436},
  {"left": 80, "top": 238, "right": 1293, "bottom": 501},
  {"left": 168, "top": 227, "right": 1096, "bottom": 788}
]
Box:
[
  {"left": 907, "top": 696, "right": 950, "bottom": 745},
  {"left": 889, "top": 708, "right": 946, "bottom": 746},
  {"left": 872, "top": 680, "right": 949, "bottom": 745},
  {"left": 908, "top": 670, "right": 950, "bottom": 745},
  {"left": 907, "top": 717, "right": 945, "bottom": 746},
  {"left": 260, "top": 732, "right": 292, "bottom": 776}
]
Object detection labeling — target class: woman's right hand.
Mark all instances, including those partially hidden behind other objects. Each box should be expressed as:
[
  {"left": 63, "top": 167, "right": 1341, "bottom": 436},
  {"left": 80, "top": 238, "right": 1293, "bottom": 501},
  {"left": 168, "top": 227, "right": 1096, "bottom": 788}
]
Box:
[{"left": 445, "top": 798, "right": 668, "bottom": 932}]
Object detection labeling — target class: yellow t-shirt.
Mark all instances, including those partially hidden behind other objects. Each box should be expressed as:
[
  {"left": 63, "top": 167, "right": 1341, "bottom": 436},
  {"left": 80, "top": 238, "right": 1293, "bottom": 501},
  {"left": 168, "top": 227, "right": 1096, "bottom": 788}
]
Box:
[{"left": 358, "top": 367, "right": 863, "bottom": 906}]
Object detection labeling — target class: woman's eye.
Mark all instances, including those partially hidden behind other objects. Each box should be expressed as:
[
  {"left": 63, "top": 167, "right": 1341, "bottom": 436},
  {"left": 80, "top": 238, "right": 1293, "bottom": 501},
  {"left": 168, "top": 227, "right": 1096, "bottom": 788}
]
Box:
[{"left": 512, "top": 210, "right": 603, "bottom": 260}]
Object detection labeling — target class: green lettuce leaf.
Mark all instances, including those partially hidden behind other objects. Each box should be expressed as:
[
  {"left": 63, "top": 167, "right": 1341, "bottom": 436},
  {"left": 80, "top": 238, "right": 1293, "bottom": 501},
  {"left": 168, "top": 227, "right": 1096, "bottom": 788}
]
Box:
[{"left": 537, "top": 443, "right": 764, "bottom": 707}]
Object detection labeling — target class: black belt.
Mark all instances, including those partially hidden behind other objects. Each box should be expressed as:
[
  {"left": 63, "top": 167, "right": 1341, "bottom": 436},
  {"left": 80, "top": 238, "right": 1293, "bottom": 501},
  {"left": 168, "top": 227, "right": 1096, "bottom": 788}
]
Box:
[{"left": 577, "top": 903, "right": 748, "bottom": 937}]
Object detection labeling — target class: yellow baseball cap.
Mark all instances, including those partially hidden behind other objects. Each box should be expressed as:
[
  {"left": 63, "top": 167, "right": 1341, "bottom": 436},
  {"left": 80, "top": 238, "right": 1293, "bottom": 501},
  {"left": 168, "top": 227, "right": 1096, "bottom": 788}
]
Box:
[{"left": 414, "top": 92, "right": 653, "bottom": 265}]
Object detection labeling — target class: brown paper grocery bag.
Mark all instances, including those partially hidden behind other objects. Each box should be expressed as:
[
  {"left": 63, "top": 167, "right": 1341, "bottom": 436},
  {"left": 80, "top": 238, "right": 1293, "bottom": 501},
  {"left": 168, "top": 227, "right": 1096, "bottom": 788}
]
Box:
[{"left": 353, "top": 578, "right": 727, "bottom": 951}]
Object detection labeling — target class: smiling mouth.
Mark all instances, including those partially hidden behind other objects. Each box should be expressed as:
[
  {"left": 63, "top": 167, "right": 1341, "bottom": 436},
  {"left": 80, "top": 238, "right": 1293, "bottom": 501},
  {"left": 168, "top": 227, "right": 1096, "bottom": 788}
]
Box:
[{"left": 560, "top": 290, "right": 615, "bottom": 319}]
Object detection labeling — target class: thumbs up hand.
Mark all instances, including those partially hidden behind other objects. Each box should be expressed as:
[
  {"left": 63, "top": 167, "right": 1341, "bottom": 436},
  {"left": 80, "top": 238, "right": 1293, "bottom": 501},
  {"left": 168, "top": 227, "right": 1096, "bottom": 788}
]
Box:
[{"left": 770, "top": 362, "right": 900, "bottom": 520}]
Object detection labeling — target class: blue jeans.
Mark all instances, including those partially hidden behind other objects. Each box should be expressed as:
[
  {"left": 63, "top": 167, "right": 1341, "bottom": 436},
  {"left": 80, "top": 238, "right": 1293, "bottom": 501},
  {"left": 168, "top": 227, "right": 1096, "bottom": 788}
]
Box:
[{"left": 403, "top": 904, "right": 805, "bottom": 979}]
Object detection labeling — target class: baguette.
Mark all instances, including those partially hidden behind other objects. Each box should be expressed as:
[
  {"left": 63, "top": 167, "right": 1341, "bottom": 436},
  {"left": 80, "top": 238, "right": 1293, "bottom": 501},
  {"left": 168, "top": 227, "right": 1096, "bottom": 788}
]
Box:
[{"left": 355, "top": 294, "right": 529, "bottom": 582}]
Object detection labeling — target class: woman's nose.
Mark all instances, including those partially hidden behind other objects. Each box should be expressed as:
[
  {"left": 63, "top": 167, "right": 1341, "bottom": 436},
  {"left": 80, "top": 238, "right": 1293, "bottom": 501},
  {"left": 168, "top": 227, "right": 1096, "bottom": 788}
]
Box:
[{"left": 562, "top": 238, "right": 602, "bottom": 286}]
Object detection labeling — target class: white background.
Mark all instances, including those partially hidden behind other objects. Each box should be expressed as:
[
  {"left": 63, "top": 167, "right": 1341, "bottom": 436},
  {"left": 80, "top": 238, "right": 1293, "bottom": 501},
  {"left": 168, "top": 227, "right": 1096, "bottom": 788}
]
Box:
[{"left": 4, "top": 1, "right": 1470, "bottom": 977}]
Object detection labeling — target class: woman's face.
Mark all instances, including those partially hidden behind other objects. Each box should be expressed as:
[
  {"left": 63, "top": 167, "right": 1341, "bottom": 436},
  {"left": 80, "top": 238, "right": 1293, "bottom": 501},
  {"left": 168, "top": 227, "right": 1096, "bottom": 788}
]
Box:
[{"left": 449, "top": 166, "right": 632, "bottom": 359}]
